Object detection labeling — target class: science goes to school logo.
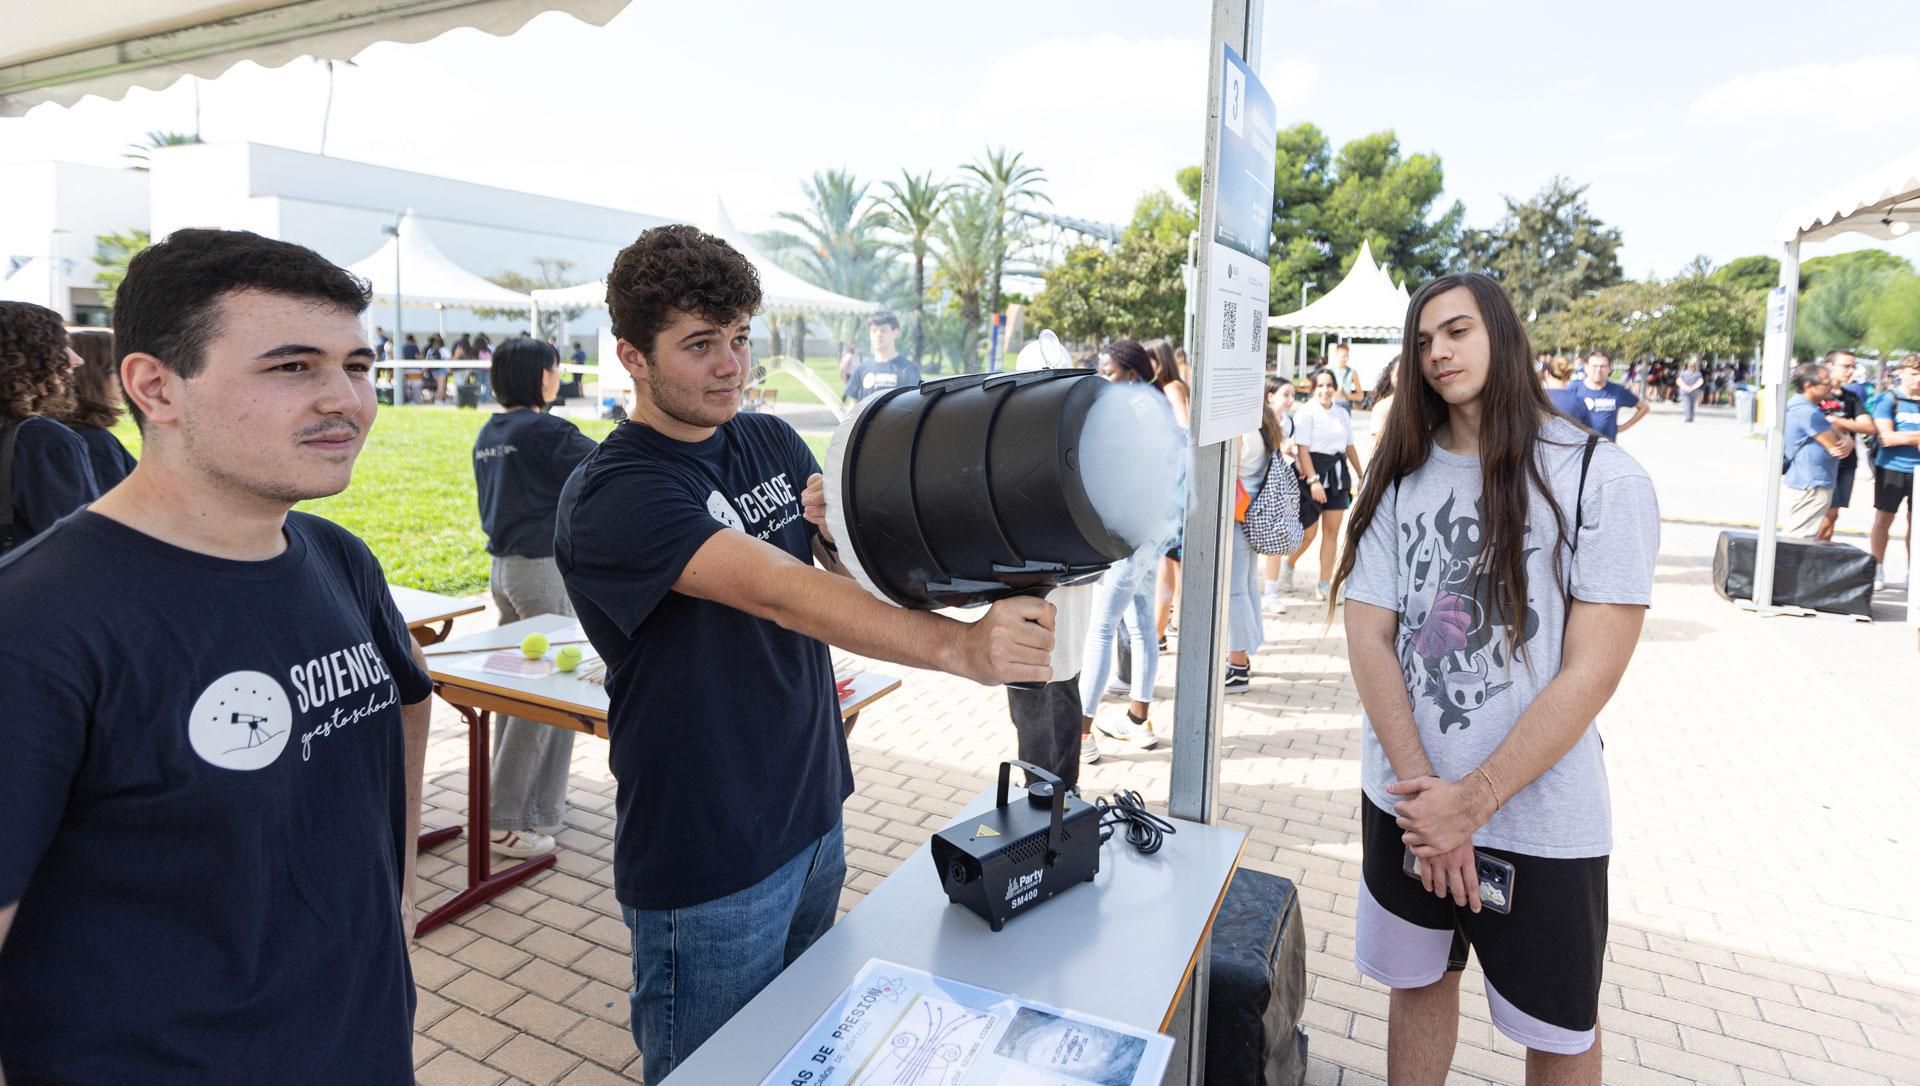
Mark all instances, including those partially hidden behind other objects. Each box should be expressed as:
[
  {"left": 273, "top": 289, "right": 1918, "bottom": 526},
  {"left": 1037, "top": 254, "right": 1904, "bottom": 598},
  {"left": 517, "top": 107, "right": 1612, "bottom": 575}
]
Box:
[
  {"left": 187, "top": 671, "right": 293, "bottom": 770},
  {"left": 706, "top": 490, "right": 745, "bottom": 532}
]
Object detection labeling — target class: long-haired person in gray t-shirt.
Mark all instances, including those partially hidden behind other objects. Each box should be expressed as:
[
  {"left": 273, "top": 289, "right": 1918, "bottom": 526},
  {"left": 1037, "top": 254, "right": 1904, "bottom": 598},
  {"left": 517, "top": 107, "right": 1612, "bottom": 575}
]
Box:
[{"left": 1330, "top": 273, "right": 1660, "bottom": 1083}]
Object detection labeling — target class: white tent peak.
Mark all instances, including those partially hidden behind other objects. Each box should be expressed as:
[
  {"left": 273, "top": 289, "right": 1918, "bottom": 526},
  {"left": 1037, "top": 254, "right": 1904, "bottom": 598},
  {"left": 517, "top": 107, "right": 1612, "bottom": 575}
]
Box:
[
  {"left": 1776, "top": 146, "right": 1920, "bottom": 244},
  {"left": 1267, "top": 240, "right": 1411, "bottom": 337},
  {"left": 347, "top": 210, "right": 532, "bottom": 311}
]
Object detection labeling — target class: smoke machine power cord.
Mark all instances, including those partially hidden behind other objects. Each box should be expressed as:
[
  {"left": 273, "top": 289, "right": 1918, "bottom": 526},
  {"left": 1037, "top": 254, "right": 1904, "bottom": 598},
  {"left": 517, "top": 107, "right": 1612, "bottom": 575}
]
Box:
[{"left": 1093, "top": 789, "right": 1177, "bottom": 856}]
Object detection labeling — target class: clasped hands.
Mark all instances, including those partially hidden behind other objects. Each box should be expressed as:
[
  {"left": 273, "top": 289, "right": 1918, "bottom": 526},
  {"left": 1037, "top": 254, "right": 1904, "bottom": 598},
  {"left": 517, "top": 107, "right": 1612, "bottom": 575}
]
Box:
[{"left": 1388, "top": 773, "right": 1499, "bottom": 913}]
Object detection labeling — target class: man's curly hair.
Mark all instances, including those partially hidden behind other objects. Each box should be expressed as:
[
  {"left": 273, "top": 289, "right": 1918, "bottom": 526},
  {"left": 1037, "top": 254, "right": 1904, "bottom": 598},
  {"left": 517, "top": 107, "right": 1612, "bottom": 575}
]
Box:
[
  {"left": 606, "top": 225, "right": 761, "bottom": 358},
  {"left": 0, "top": 301, "right": 75, "bottom": 424}
]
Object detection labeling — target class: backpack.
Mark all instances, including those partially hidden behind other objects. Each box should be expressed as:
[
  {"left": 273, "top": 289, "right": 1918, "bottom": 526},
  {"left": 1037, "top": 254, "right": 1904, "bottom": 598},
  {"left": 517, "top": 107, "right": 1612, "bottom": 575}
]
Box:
[{"left": 1242, "top": 447, "right": 1304, "bottom": 556}]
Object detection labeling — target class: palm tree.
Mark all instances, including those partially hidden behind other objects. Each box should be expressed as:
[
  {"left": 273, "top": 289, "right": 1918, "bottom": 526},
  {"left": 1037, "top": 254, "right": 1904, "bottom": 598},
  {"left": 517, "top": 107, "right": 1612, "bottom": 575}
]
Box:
[
  {"left": 122, "top": 130, "right": 202, "bottom": 171},
  {"left": 873, "top": 170, "right": 950, "bottom": 366},
  {"left": 962, "top": 147, "right": 1050, "bottom": 323},
  {"left": 930, "top": 187, "right": 998, "bottom": 371},
  {"left": 762, "top": 169, "right": 893, "bottom": 352}
]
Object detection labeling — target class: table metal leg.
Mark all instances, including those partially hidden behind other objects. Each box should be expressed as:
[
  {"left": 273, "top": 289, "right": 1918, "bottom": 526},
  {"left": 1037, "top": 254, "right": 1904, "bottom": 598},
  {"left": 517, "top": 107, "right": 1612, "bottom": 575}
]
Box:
[
  {"left": 415, "top": 704, "right": 555, "bottom": 937},
  {"left": 417, "top": 825, "right": 461, "bottom": 852}
]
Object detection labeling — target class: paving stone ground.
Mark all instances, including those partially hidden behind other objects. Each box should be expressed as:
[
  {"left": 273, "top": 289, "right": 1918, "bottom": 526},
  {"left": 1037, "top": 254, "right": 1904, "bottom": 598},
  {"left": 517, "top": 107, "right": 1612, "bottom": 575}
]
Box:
[{"left": 407, "top": 410, "right": 1919, "bottom": 1084}]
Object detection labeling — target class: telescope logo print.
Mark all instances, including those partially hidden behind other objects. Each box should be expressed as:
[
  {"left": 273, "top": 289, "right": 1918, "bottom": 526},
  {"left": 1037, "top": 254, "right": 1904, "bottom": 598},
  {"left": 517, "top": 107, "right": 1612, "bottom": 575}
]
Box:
[
  {"left": 188, "top": 671, "right": 293, "bottom": 770},
  {"left": 705, "top": 490, "right": 746, "bottom": 532}
]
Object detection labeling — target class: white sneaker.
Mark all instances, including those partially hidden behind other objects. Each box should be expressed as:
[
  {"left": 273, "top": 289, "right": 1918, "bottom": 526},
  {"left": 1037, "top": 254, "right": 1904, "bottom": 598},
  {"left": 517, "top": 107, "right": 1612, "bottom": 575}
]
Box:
[
  {"left": 1262, "top": 592, "right": 1288, "bottom": 614},
  {"left": 1106, "top": 675, "right": 1131, "bottom": 695},
  {"left": 1876, "top": 564, "right": 1888, "bottom": 589},
  {"left": 489, "top": 830, "right": 556, "bottom": 858},
  {"left": 1313, "top": 581, "right": 1329, "bottom": 602},
  {"left": 1081, "top": 732, "right": 1103, "bottom": 764},
  {"left": 1278, "top": 565, "right": 1296, "bottom": 592},
  {"left": 1096, "top": 714, "right": 1160, "bottom": 750}
]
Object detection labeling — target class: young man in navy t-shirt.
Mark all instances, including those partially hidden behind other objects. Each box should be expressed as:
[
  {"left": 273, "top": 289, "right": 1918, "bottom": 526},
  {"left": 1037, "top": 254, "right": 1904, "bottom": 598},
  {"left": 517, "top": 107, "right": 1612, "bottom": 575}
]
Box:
[
  {"left": 0, "top": 229, "right": 433, "bottom": 1084},
  {"left": 841, "top": 309, "right": 923, "bottom": 402},
  {"left": 557, "top": 226, "right": 1053, "bottom": 1082},
  {"left": 1563, "top": 351, "right": 1649, "bottom": 441}
]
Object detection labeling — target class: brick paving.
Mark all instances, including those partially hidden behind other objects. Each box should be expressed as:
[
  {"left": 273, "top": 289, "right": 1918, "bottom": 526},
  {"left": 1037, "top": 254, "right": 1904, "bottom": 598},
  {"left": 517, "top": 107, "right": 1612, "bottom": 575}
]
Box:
[{"left": 407, "top": 412, "right": 1919, "bottom": 1084}]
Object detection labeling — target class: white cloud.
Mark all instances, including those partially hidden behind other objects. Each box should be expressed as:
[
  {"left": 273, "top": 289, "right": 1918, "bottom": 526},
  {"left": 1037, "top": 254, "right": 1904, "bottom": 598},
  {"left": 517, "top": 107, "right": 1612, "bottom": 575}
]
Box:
[{"left": 1688, "top": 54, "right": 1920, "bottom": 130}]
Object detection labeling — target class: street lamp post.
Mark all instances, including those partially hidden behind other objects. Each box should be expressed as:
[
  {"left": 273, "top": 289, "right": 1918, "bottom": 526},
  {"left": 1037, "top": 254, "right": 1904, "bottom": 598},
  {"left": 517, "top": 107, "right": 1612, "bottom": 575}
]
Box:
[{"left": 1293, "top": 280, "right": 1315, "bottom": 380}]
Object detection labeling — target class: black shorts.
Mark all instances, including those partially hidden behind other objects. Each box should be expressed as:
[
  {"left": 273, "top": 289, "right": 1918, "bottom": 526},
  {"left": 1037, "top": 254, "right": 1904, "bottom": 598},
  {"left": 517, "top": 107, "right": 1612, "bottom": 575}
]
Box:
[
  {"left": 1832, "top": 458, "right": 1858, "bottom": 508},
  {"left": 1874, "top": 464, "right": 1914, "bottom": 514},
  {"left": 1309, "top": 452, "right": 1353, "bottom": 512},
  {"left": 1356, "top": 798, "right": 1607, "bottom": 1054}
]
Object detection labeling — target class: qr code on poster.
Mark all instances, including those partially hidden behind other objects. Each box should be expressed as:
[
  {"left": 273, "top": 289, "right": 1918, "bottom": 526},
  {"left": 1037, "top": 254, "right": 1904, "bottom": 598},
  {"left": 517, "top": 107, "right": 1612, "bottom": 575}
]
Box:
[{"left": 1222, "top": 301, "right": 1238, "bottom": 351}]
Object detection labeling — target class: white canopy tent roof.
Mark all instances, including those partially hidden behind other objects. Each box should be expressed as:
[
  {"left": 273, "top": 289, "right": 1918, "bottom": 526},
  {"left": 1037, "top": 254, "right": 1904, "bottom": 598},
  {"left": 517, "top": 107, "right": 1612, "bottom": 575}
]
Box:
[
  {"left": 1776, "top": 147, "right": 1920, "bottom": 244},
  {"left": 1, "top": 0, "right": 631, "bottom": 115},
  {"left": 1266, "top": 240, "right": 1410, "bottom": 337},
  {"left": 1753, "top": 146, "right": 1920, "bottom": 624},
  {"left": 532, "top": 204, "right": 883, "bottom": 320},
  {"left": 346, "top": 211, "right": 533, "bottom": 311}
]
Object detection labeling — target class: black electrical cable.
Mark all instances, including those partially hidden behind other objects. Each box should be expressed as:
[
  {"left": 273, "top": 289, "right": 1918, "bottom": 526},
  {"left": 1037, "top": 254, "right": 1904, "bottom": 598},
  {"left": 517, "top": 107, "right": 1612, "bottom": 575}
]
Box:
[{"left": 1094, "top": 789, "right": 1177, "bottom": 855}]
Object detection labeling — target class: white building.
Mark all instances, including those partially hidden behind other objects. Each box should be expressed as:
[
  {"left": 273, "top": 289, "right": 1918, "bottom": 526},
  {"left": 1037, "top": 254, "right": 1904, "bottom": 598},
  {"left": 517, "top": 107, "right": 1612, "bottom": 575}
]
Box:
[{"left": 1, "top": 141, "right": 673, "bottom": 348}]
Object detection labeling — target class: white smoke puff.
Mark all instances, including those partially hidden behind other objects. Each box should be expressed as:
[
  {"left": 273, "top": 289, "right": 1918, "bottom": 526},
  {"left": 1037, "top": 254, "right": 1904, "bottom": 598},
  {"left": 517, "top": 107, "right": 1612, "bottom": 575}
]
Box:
[{"left": 1077, "top": 382, "right": 1187, "bottom": 553}]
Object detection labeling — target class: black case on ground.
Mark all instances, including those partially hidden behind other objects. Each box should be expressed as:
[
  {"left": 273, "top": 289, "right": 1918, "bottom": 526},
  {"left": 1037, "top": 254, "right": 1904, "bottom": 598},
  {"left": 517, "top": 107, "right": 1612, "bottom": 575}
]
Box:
[
  {"left": 1712, "top": 530, "right": 1875, "bottom": 617},
  {"left": 1205, "top": 868, "right": 1309, "bottom": 1086}
]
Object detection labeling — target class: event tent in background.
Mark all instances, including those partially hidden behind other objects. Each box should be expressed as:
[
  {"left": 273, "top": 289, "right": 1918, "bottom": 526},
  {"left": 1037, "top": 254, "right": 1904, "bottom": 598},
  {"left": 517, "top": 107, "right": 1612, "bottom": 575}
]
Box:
[{"left": 347, "top": 210, "right": 535, "bottom": 330}]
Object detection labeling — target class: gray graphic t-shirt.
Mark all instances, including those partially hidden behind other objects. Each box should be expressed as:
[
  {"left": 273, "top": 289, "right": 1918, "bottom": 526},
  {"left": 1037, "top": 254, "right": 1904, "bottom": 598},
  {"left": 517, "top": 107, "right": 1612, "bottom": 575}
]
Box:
[{"left": 1345, "top": 417, "right": 1659, "bottom": 858}]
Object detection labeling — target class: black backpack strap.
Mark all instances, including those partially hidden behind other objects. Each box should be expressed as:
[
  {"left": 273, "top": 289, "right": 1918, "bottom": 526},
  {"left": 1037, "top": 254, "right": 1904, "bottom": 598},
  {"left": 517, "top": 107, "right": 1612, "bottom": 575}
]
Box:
[
  {"left": 1571, "top": 434, "right": 1598, "bottom": 557},
  {"left": 0, "top": 419, "right": 19, "bottom": 553}
]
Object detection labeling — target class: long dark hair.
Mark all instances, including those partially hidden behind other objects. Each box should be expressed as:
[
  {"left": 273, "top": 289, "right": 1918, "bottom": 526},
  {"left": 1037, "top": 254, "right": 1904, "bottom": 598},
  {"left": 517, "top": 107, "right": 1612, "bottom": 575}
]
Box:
[
  {"left": 1143, "top": 338, "right": 1183, "bottom": 389},
  {"left": 1328, "top": 273, "right": 1575, "bottom": 661},
  {"left": 491, "top": 336, "right": 560, "bottom": 408},
  {"left": 62, "top": 328, "right": 123, "bottom": 429}
]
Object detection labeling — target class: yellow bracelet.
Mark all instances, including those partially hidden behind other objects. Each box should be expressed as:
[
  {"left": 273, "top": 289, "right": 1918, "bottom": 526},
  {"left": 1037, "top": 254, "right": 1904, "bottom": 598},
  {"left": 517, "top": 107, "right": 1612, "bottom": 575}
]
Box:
[{"left": 1474, "top": 767, "right": 1502, "bottom": 812}]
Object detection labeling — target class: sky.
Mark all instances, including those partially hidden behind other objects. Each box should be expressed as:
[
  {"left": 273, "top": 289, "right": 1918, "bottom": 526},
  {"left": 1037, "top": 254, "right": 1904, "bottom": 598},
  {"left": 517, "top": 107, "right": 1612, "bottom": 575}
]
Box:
[{"left": 4, "top": 0, "right": 1918, "bottom": 279}]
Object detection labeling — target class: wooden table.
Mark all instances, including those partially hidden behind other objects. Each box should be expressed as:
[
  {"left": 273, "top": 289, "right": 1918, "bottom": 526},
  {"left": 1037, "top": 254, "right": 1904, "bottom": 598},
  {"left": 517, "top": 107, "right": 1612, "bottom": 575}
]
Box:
[
  {"left": 389, "top": 584, "right": 485, "bottom": 646},
  {"left": 417, "top": 613, "right": 900, "bottom": 937},
  {"left": 661, "top": 785, "right": 1247, "bottom": 1083}
]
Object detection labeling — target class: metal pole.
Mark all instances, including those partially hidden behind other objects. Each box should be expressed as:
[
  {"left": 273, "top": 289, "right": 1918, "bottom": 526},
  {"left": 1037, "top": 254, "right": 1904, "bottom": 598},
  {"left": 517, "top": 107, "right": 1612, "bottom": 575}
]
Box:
[
  {"left": 1752, "top": 237, "right": 1799, "bottom": 612},
  {"left": 389, "top": 218, "right": 404, "bottom": 405},
  {"left": 1171, "top": 0, "right": 1261, "bottom": 1079}
]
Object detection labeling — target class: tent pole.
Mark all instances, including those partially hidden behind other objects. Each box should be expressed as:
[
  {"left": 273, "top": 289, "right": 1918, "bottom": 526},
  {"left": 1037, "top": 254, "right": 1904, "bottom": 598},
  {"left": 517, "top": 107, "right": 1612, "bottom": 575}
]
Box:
[{"left": 1752, "top": 237, "right": 1799, "bottom": 613}]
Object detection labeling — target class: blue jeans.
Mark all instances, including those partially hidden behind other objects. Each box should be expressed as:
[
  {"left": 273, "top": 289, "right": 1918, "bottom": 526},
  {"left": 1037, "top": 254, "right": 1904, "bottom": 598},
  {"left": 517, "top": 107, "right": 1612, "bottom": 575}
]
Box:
[
  {"left": 1227, "top": 524, "right": 1264, "bottom": 654},
  {"left": 1078, "top": 548, "right": 1159, "bottom": 716},
  {"left": 620, "top": 821, "right": 846, "bottom": 1081}
]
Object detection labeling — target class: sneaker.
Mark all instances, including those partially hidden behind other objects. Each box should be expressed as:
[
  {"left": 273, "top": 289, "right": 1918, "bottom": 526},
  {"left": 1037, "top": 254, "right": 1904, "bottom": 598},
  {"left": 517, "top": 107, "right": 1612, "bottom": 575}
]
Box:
[
  {"left": 489, "top": 829, "right": 556, "bottom": 858},
  {"left": 1278, "top": 564, "right": 1296, "bottom": 592},
  {"left": 1874, "top": 563, "right": 1888, "bottom": 589},
  {"left": 1262, "top": 592, "right": 1288, "bottom": 614},
  {"left": 1313, "top": 581, "right": 1329, "bottom": 602},
  {"left": 1106, "top": 676, "right": 1131, "bottom": 695},
  {"left": 1081, "top": 732, "right": 1103, "bottom": 764},
  {"left": 1096, "top": 713, "right": 1160, "bottom": 750},
  {"left": 1224, "top": 664, "right": 1251, "bottom": 695},
  {"left": 1158, "top": 635, "right": 1170, "bottom": 654}
]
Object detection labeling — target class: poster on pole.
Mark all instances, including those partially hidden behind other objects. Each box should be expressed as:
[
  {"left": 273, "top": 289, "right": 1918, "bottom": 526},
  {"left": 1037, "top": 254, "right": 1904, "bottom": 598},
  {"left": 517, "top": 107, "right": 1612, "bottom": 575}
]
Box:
[
  {"left": 1761, "top": 286, "right": 1790, "bottom": 386},
  {"left": 1191, "top": 43, "right": 1276, "bottom": 448}
]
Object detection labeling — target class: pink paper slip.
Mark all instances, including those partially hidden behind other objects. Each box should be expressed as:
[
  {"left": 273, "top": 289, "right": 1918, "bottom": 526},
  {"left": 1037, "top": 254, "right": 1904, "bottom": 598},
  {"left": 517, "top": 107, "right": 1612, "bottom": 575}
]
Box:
[{"left": 477, "top": 651, "right": 554, "bottom": 678}]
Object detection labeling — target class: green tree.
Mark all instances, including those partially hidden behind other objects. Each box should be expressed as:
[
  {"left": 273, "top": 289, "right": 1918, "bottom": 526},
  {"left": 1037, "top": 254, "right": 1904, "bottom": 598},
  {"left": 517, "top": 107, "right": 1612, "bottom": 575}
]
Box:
[
  {"left": 1648, "top": 273, "right": 1761, "bottom": 360},
  {"left": 763, "top": 169, "right": 897, "bottom": 350},
  {"left": 873, "top": 170, "right": 950, "bottom": 366},
  {"left": 1711, "top": 254, "right": 1781, "bottom": 296},
  {"left": 475, "top": 256, "right": 585, "bottom": 329},
  {"left": 1263, "top": 124, "right": 1459, "bottom": 319},
  {"left": 1028, "top": 189, "right": 1193, "bottom": 346},
  {"left": 1867, "top": 273, "right": 1920, "bottom": 360},
  {"left": 962, "top": 147, "right": 1049, "bottom": 323},
  {"left": 929, "top": 186, "right": 999, "bottom": 371},
  {"left": 1796, "top": 258, "right": 1900, "bottom": 358},
  {"left": 1456, "top": 177, "right": 1622, "bottom": 322},
  {"left": 92, "top": 229, "right": 151, "bottom": 310},
  {"left": 122, "top": 130, "right": 201, "bottom": 170},
  {"left": 1800, "top": 248, "right": 1911, "bottom": 293}
]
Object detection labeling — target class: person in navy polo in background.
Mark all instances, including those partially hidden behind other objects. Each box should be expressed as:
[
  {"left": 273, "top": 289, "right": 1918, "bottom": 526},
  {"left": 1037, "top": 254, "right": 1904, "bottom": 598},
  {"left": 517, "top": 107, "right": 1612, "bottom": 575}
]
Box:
[
  {"left": 0, "top": 229, "right": 432, "bottom": 1084},
  {"left": 841, "top": 309, "right": 922, "bottom": 402},
  {"left": 556, "top": 225, "right": 1052, "bottom": 1082},
  {"left": 1563, "top": 350, "right": 1649, "bottom": 441}
]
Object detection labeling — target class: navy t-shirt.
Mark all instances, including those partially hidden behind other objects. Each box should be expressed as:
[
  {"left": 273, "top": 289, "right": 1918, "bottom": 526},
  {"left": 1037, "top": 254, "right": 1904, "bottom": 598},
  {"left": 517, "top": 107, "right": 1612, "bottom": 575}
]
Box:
[
  {"left": 555, "top": 413, "right": 851, "bottom": 911},
  {"left": 3, "top": 416, "right": 99, "bottom": 548},
  {"left": 474, "top": 409, "right": 599, "bottom": 558},
  {"left": 0, "top": 510, "right": 432, "bottom": 1084},
  {"left": 1563, "top": 381, "right": 1641, "bottom": 440},
  {"left": 74, "top": 423, "right": 138, "bottom": 489},
  {"left": 843, "top": 355, "right": 923, "bottom": 401}
]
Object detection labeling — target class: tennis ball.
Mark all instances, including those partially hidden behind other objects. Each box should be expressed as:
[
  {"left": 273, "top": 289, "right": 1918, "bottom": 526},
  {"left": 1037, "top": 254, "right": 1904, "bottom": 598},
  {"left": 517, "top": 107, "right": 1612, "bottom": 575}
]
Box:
[
  {"left": 555, "top": 645, "right": 583, "bottom": 672},
  {"left": 520, "top": 633, "right": 550, "bottom": 659}
]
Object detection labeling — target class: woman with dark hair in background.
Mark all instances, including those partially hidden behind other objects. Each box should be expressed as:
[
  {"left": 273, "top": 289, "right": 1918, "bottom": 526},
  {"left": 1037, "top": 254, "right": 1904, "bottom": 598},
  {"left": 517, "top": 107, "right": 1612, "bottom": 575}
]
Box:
[
  {"left": 1367, "top": 356, "right": 1399, "bottom": 451},
  {"left": 473, "top": 337, "right": 602, "bottom": 856},
  {"left": 1144, "top": 338, "right": 1190, "bottom": 655},
  {"left": 59, "top": 328, "right": 137, "bottom": 489},
  {"left": 1224, "top": 385, "right": 1289, "bottom": 692},
  {"left": 1261, "top": 374, "right": 1301, "bottom": 613},
  {"left": 1291, "top": 367, "right": 1364, "bottom": 602},
  {"left": 0, "top": 302, "right": 98, "bottom": 554}
]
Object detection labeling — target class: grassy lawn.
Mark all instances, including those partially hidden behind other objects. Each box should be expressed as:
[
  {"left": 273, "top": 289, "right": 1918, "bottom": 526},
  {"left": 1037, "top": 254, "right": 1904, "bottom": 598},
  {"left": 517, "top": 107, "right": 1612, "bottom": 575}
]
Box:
[
  {"left": 113, "top": 408, "right": 831, "bottom": 596},
  {"left": 759, "top": 354, "right": 846, "bottom": 409}
]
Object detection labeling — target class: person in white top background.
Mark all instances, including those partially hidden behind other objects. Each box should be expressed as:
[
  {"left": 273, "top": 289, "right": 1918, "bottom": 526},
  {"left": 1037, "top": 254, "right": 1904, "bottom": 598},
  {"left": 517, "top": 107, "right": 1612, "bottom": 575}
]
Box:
[{"left": 1289, "top": 367, "right": 1366, "bottom": 601}]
